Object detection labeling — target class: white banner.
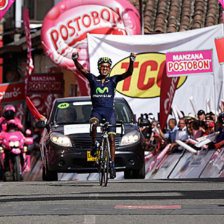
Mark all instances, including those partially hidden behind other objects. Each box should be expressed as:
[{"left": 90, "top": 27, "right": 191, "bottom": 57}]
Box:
[{"left": 87, "top": 25, "right": 223, "bottom": 120}]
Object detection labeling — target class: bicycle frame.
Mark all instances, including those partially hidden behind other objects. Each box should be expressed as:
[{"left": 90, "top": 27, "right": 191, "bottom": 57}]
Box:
[
  {"left": 97, "top": 122, "right": 124, "bottom": 187},
  {"left": 98, "top": 122, "right": 111, "bottom": 187}
]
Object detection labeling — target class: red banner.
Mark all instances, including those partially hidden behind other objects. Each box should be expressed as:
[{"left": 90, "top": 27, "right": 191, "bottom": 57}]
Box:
[
  {"left": 26, "top": 96, "right": 42, "bottom": 119},
  {"left": 28, "top": 94, "right": 55, "bottom": 118},
  {"left": 0, "top": 0, "right": 15, "bottom": 21},
  {"left": 0, "top": 82, "right": 25, "bottom": 104},
  {"left": 160, "top": 63, "right": 179, "bottom": 130},
  {"left": 215, "top": 37, "right": 224, "bottom": 64},
  {"left": 27, "top": 73, "right": 64, "bottom": 94}
]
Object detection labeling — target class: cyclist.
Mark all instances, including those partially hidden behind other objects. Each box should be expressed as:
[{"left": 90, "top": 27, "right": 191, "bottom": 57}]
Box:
[
  {"left": 72, "top": 52, "right": 136, "bottom": 179},
  {"left": 0, "top": 104, "right": 23, "bottom": 132}
]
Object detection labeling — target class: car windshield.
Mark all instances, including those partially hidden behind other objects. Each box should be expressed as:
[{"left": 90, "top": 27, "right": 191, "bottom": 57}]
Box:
[{"left": 53, "top": 100, "right": 133, "bottom": 125}]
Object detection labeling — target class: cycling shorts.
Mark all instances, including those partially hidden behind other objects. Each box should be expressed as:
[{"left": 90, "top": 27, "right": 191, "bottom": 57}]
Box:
[{"left": 90, "top": 107, "right": 116, "bottom": 134}]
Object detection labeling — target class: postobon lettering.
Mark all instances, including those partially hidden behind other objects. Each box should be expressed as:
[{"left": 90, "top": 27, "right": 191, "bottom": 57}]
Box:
[
  {"left": 28, "top": 82, "right": 62, "bottom": 91},
  {"left": 49, "top": 8, "right": 122, "bottom": 51}
]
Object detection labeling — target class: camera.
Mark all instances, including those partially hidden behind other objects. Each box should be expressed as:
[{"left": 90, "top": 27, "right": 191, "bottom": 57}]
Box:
[{"left": 139, "top": 113, "right": 151, "bottom": 127}]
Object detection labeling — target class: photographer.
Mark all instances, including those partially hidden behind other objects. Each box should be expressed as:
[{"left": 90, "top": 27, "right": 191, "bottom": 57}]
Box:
[{"left": 138, "top": 113, "right": 152, "bottom": 151}]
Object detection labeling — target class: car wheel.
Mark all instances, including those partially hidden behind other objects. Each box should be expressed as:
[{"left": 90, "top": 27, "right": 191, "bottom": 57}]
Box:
[
  {"left": 42, "top": 166, "right": 47, "bottom": 181},
  {"left": 133, "top": 161, "right": 145, "bottom": 179},
  {"left": 124, "top": 169, "right": 134, "bottom": 179},
  {"left": 124, "top": 161, "right": 145, "bottom": 179},
  {"left": 42, "top": 165, "right": 58, "bottom": 181}
]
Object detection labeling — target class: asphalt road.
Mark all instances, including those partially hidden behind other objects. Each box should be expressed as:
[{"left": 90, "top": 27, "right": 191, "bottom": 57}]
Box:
[{"left": 0, "top": 178, "right": 224, "bottom": 223}]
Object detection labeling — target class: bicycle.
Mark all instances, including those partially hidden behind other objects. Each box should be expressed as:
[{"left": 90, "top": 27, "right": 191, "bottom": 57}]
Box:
[{"left": 96, "top": 122, "right": 123, "bottom": 187}]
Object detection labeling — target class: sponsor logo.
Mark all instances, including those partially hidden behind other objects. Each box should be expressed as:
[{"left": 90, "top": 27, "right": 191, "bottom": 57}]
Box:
[
  {"left": 96, "top": 87, "right": 109, "bottom": 94},
  {"left": 0, "top": 0, "right": 8, "bottom": 10},
  {"left": 47, "top": 7, "right": 125, "bottom": 53},
  {"left": 110, "top": 53, "right": 186, "bottom": 98},
  {"left": 58, "top": 103, "right": 70, "bottom": 109},
  {"left": 166, "top": 50, "right": 213, "bottom": 76},
  {"left": 0, "top": 87, "right": 22, "bottom": 100}
]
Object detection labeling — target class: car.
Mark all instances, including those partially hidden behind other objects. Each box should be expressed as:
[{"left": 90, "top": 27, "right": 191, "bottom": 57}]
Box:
[{"left": 37, "top": 96, "right": 145, "bottom": 180}]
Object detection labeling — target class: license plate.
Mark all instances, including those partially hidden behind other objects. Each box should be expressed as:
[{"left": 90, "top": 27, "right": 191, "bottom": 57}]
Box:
[{"left": 87, "top": 151, "right": 99, "bottom": 161}]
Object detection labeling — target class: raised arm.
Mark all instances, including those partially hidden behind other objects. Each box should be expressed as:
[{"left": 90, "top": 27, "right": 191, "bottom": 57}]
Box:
[
  {"left": 72, "top": 52, "right": 89, "bottom": 75},
  {"left": 120, "top": 53, "right": 136, "bottom": 80}
]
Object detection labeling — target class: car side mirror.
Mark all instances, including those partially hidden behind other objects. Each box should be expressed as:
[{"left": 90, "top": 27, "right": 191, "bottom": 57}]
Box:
[{"left": 36, "top": 120, "right": 47, "bottom": 129}]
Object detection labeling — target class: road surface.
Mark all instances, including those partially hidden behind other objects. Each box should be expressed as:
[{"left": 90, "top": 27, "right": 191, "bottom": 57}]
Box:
[{"left": 0, "top": 178, "right": 224, "bottom": 223}]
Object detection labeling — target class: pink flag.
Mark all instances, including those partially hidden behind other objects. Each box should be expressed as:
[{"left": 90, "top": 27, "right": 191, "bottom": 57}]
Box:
[
  {"left": 23, "top": 8, "right": 34, "bottom": 76},
  {"left": 0, "top": 0, "right": 15, "bottom": 21},
  {"left": 159, "top": 62, "right": 179, "bottom": 130}
]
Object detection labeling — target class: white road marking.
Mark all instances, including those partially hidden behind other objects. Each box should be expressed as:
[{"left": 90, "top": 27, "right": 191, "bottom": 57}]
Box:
[{"left": 84, "top": 215, "right": 96, "bottom": 224}]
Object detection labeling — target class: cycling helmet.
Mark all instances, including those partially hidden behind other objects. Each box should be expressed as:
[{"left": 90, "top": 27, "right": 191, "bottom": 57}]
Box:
[
  {"left": 3, "top": 105, "right": 16, "bottom": 120},
  {"left": 97, "top": 57, "right": 112, "bottom": 70}
]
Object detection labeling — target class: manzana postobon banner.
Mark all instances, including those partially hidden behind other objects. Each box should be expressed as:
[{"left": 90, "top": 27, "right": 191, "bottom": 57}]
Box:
[
  {"left": 41, "top": 0, "right": 141, "bottom": 95},
  {"left": 0, "top": 0, "right": 15, "bottom": 21},
  {"left": 166, "top": 50, "right": 213, "bottom": 77}
]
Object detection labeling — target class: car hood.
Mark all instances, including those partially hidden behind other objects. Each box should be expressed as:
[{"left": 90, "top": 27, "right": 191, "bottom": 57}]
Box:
[{"left": 50, "top": 123, "right": 138, "bottom": 136}]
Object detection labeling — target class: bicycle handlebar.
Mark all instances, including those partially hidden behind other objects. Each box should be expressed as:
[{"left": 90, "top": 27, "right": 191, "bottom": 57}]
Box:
[{"left": 99, "top": 122, "right": 124, "bottom": 135}]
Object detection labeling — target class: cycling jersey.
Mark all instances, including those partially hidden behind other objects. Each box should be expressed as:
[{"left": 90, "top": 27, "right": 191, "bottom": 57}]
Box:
[{"left": 85, "top": 73, "right": 123, "bottom": 109}]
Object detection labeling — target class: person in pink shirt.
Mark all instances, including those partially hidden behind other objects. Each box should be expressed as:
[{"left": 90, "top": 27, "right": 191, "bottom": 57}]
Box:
[{"left": 0, "top": 105, "right": 23, "bottom": 132}]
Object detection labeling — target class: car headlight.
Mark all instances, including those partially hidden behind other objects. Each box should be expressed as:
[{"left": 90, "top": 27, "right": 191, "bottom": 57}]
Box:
[
  {"left": 9, "top": 141, "right": 20, "bottom": 147},
  {"left": 120, "top": 130, "right": 140, "bottom": 146},
  {"left": 50, "top": 132, "right": 72, "bottom": 147}
]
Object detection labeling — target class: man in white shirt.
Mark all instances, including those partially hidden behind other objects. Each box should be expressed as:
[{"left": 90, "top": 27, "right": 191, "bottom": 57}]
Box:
[{"left": 169, "top": 118, "right": 188, "bottom": 152}]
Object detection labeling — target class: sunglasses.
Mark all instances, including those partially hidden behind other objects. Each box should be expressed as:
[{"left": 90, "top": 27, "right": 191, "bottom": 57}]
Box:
[{"left": 100, "top": 65, "right": 110, "bottom": 69}]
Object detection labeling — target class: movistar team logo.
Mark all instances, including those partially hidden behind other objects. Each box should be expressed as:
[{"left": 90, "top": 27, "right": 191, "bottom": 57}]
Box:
[{"left": 96, "top": 87, "right": 109, "bottom": 94}]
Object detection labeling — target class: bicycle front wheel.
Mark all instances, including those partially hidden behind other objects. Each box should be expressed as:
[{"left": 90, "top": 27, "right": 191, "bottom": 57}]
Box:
[{"left": 99, "top": 137, "right": 110, "bottom": 187}]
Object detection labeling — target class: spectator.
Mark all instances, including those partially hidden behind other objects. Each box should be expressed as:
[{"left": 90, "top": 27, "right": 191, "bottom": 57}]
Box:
[
  {"left": 204, "top": 115, "right": 214, "bottom": 134},
  {"left": 213, "top": 113, "right": 224, "bottom": 149},
  {"left": 191, "top": 120, "right": 203, "bottom": 139},
  {"left": 205, "top": 122, "right": 215, "bottom": 135},
  {"left": 199, "top": 120, "right": 206, "bottom": 134},
  {"left": 209, "top": 112, "right": 215, "bottom": 121},
  {"left": 169, "top": 118, "right": 189, "bottom": 152},
  {"left": 197, "top": 110, "right": 206, "bottom": 121},
  {"left": 159, "top": 118, "right": 178, "bottom": 143}
]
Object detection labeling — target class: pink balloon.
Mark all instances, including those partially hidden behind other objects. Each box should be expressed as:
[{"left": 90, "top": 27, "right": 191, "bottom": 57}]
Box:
[{"left": 41, "top": 0, "right": 141, "bottom": 71}]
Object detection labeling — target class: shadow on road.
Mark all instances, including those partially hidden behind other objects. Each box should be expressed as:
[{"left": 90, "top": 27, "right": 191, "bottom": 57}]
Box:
[{"left": 1, "top": 189, "right": 224, "bottom": 203}]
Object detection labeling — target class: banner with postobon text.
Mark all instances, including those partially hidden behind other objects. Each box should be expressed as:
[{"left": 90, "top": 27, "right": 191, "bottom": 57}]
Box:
[
  {"left": 166, "top": 50, "right": 213, "bottom": 77},
  {"left": 41, "top": 0, "right": 141, "bottom": 96},
  {"left": 88, "top": 24, "right": 223, "bottom": 120}
]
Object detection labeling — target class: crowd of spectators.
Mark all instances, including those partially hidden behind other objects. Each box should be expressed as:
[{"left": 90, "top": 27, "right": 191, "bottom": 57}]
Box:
[{"left": 138, "top": 108, "right": 224, "bottom": 155}]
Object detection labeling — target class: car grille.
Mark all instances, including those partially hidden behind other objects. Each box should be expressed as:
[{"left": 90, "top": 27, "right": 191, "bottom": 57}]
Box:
[{"left": 69, "top": 134, "right": 122, "bottom": 148}]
